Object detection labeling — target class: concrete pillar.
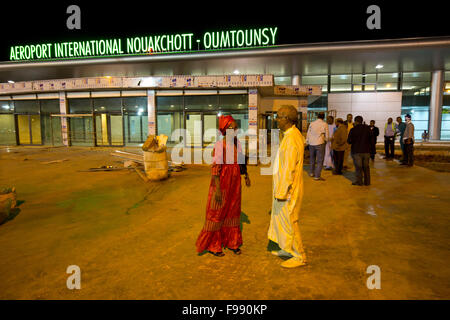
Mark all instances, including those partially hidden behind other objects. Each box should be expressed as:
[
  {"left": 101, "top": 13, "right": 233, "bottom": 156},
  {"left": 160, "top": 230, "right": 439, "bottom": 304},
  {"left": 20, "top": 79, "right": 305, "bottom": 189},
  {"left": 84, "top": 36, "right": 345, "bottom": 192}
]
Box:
[
  {"left": 58, "top": 92, "right": 69, "bottom": 146},
  {"left": 292, "top": 75, "right": 301, "bottom": 86},
  {"left": 429, "top": 70, "right": 444, "bottom": 140},
  {"left": 248, "top": 88, "right": 258, "bottom": 164},
  {"left": 147, "top": 90, "right": 156, "bottom": 136}
]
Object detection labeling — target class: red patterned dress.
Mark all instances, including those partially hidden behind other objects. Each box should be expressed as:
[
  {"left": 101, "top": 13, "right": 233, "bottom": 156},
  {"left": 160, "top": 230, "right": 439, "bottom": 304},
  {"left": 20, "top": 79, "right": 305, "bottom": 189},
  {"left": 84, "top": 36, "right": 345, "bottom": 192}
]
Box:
[{"left": 195, "top": 138, "right": 242, "bottom": 253}]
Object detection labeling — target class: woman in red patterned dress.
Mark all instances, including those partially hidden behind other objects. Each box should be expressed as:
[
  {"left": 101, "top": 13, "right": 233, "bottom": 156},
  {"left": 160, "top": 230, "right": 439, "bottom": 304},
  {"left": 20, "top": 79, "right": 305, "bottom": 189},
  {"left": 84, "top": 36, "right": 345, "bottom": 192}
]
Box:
[{"left": 196, "top": 115, "right": 251, "bottom": 257}]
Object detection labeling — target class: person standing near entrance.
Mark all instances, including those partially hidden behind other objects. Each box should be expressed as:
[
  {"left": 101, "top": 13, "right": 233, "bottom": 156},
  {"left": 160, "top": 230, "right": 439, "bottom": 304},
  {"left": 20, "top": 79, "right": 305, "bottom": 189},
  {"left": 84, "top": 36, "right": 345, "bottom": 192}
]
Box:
[
  {"left": 196, "top": 115, "right": 251, "bottom": 257},
  {"left": 369, "top": 120, "right": 380, "bottom": 161},
  {"left": 268, "top": 105, "right": 307, "bottom": 268},
  {"left": 384, "top": 117, "right": 396, "bottom": 160},
  {"left": 323, "top": 115, "right": 336, "bottom": 171},
  {"left": 401, "top": 114, "right": 415, "bottom": 167},
  {"left": 343, "top": 114, "right": 354, "bottom": 169},
  {"left": 396, "top": 116, "right": 407, "bottom": 164},
  {"left": 347, "top": 116, "right": 373, "bottom": 186},
  {"left": 306, "top": 112, "right": 329, "bottom": 181},
  {"left": 331, "top": 118, "right": 347, "bottom": 175}
]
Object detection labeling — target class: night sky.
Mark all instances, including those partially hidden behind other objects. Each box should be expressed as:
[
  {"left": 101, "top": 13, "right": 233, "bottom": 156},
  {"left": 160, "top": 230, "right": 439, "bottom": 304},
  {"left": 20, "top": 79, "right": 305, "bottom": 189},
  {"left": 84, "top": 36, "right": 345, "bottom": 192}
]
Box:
[{"left": 1, "top": 0, "right": 448, "bottom": 61}]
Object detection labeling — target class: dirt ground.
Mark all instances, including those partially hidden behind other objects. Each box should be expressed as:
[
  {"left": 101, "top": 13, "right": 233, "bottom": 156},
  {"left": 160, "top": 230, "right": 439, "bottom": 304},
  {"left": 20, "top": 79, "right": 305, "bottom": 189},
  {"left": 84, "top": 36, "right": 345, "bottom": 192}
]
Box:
[{"left": 0, "top": 146, "right": 449, "bottom": 300}]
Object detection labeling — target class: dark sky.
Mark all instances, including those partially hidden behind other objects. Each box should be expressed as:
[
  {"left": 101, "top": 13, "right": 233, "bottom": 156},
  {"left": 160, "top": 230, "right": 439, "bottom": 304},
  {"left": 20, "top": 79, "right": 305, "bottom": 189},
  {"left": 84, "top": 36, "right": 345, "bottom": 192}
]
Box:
[{"left": 1, "top": 0, "right": 448, "bottom": 61}]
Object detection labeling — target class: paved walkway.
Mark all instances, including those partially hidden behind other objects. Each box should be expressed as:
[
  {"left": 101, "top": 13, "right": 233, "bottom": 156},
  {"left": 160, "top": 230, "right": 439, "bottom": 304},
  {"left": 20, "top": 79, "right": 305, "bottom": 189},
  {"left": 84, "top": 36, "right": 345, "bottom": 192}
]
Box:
[{"left": 0, "top": 147, "right": 449, "bottom": 299}]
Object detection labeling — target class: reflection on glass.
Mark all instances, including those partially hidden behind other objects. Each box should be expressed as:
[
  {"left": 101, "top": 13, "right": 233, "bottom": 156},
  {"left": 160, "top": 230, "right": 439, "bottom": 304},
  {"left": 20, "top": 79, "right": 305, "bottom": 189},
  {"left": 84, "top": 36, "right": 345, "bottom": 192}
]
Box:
[
  {"left": 0, "top": 114, "right": 16, "bottom": 145},
  {"left": 18, "top": 115, "right": 31, "bottom": 144},
  {"left": 186, "top": 113, "right": 202, "bottom": 147},
  {"left": 203, "top": 114, "right": 218, "bottom": 146},
  {"left": 70, "top": 117, "right": 94, "bottom": 146},
  {"left": 30, "top": 115, "right": 42, "bottom": 144},
  {"left": 96, "top": 114, "right": 108, "bottom": 145},
  {"left": 110, "top": 115, "right": 123, "bottom": 146}
]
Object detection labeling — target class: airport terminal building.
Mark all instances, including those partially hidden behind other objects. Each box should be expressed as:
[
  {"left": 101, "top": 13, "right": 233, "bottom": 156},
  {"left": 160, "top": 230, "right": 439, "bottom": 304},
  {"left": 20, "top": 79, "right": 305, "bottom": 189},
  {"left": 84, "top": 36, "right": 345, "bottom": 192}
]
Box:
[{"left": 0, "top": 31, "right": 449, "bottom": 150}]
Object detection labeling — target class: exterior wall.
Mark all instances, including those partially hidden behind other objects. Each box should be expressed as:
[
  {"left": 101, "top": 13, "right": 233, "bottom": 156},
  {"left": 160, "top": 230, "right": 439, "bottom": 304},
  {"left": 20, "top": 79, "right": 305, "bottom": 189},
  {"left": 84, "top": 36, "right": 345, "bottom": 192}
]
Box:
[{"left": 328, "top": 92, "right": 402, "bottom": 142}]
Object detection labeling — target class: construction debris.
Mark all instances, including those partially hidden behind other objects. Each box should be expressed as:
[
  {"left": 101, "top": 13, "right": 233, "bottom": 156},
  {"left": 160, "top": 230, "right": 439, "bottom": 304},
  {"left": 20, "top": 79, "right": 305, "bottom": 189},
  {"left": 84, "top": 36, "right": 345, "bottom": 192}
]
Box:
[
  {"left": 110, "top": 150, "right": 144, "bottom": 163},
  {"left": 124, "top": 160, "right": 140, "bottom": 168},
  {"left": 134, "top": 167, "right": 149, "bottom": 183},
  {"left": 142, "top": 134, "right": 169, "bottom": 181},
  {"left": 0, "top": 187, "right": 16, "bottom": 224}
]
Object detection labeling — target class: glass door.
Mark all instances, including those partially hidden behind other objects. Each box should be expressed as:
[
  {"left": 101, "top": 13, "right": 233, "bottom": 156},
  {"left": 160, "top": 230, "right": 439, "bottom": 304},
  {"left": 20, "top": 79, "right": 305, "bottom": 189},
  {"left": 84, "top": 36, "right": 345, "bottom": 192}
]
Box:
[
  {"left": 95, "top": 113, "right": 124, "bottom": 146},
  {"left": 17, "top": 114, "right": 42, "bottom": 145},
  {"left": 185, "top": 112, "right": 202, "bottom": 147},
  {"left": 203, "top": 113, "right": 218, "bottom": 147}
]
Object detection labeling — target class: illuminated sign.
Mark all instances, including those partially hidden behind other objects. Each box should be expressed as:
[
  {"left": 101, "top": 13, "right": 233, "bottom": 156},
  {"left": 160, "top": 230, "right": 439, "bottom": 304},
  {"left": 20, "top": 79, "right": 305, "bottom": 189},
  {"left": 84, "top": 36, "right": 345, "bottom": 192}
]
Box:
[{"left": 9, "top": 27, "right": 278, "bottom": 61}]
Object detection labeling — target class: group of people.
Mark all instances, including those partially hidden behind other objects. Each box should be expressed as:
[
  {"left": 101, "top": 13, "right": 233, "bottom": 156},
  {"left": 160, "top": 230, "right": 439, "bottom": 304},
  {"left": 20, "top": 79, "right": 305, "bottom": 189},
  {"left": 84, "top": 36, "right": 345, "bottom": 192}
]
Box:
[
  {"left": 194, "top": 107, "right": 416, "bottom": 269},
  {"left": 306, "top": 112, "right": 416, "bottom": 186},
  {"left": 196, "top": 106, "right": 308, "bottom": 269}
]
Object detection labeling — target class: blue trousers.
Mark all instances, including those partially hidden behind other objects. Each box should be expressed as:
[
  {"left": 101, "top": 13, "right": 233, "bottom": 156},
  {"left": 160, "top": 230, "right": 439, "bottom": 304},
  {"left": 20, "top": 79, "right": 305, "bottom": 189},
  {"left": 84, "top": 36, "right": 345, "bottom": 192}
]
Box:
[{"left": 309, "top": 143, "right": 326, "bottom": 178}]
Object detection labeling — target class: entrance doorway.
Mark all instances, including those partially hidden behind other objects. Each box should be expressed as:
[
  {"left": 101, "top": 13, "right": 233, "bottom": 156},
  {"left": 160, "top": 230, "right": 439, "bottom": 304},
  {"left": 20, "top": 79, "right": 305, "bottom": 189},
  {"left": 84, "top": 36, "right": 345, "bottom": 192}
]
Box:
[
  {"left": 16, "top": 114, "right": 42, "bottom": 145},
  {"left": 94, "top": 113, "right": 124, "bottom": 146},
  {"left": 185, "top": 112, "right": 220, "bottom": 147}
]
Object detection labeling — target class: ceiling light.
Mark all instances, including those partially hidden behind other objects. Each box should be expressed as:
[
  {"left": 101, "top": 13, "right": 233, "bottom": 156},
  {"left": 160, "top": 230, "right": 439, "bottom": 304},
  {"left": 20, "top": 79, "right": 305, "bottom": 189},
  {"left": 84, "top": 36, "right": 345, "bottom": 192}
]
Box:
[
  {"left": 7, "top": 80, "right": 14, "bottom": 84},
  {"left": 375, "top": 64, "right": 383, "bottom": 69},
  {"left": 233, "top": 70, "right": 239, "bottom": 75}
]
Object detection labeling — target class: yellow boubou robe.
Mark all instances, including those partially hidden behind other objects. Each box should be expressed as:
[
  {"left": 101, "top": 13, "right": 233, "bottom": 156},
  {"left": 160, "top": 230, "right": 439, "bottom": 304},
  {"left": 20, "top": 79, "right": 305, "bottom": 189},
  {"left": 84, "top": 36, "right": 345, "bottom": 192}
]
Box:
[{"left": 267, "top": 125, "right": 306, "bottom": 259}]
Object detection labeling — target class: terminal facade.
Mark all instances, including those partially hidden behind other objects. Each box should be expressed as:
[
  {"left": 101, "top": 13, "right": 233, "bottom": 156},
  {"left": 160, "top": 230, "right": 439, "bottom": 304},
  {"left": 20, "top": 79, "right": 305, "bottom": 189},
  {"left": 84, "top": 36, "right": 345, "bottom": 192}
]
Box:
[{"left": 0, "top": 36, "right": 449, "bottom": 147}]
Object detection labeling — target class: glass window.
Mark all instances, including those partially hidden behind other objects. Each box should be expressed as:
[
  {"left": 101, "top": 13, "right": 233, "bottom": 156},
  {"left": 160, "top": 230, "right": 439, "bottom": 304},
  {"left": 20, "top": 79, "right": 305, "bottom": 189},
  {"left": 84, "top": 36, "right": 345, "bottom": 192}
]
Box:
[
  {"left": 365, "top": 74, "right": 377, "bottom": 83},
  {"left": 377, "top": 83, "right": 397, "bottom": 90},
  {"left": 331, "top": 74, "right": 351, "bottom": 84},
  {"left": 184, "top": 95, "right": 218, "bottom": 111},
  {"left": 14, "top": 100, "right": 39, "bottom": 113},
  {"left": 445, "top": 71, "right": 450, "bottom": 81},
  {"left": 378, "top": 73, "right": 399, "bottom": 82},
  {"left": 302, "top": 75, "right": 327, "bottom": 85},
  {"left": 92, "top": 98, "right": 122, "bottom": 113},
  {"left": 219, "top": 94, "right": 248, "bottom": 110},
  {"left": 352, "top": 74, "right": 363, "bottom": 84},
  {"left": 0, "top": 101, "right": 14, "bottom": 114},
  {"left": 441, "top": 95, "right": 450, "bottom": 140},
  {"left": 123, "top": 97, "right": 148, "bottom": 144},
  {"left": 69, "top": 116, "right": 94, "bottom": 146},
  {"left": 330, "top": 75, "right": 351, "bottom": 92},
  {"left": 402, "top": 72, "right": 431, "bottom": 82},
  {"left": 0, "top": 107, "right": 16, "bottom": 145},
  {"left": 402, "top": 87, "right": 430, "bottom": 140},
  {"left": 330, "top": 84, "right": 352, "bottom": 92},
  {"left": 274, "top": 76, "right": 292, "bottom": 85},
  {"left": 157, "top": 112, "right": 184, "bottom": 145},
  {"left": 156, "top": 96, "right": 183, "bottom": 111},
  {"left": 40, "top": 100, "right": 60, "bottom": 114},
  {"left": 69, "top": 98, "right": 92, "bottom": 114},
  {"left": 123, "top": 97, "right": 147, "bottom": 115},
  {"left": 308, "top": 95, "right": 328, "bottom": 109},
  {"left": 302, "top": 75, "right": 328, "bottom": 92}
]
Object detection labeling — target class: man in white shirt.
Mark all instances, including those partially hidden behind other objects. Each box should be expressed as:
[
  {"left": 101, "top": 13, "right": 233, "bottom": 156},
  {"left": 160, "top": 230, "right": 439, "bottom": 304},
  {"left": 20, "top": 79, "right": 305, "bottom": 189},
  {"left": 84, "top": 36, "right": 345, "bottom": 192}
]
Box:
[{"left": 306, "top": 112, "right": 329, "bottom": 181}]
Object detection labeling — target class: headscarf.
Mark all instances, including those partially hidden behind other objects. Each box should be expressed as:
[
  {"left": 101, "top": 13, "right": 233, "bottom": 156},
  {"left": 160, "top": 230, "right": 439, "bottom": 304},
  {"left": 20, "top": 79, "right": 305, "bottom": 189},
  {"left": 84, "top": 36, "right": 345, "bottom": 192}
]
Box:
[{"left": 219, "top": 115, "right": 235, "bottom": 136}]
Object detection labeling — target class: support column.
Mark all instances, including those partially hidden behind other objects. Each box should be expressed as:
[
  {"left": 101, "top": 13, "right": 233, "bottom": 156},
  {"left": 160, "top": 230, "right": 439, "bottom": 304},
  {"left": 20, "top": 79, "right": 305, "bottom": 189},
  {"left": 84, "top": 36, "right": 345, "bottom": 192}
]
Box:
[
  {"left": 292, "top": 75, "right": 301, "bottom": 86},
  {"left": 429, "top": 70, "right": 444, "bottom": 140},
  {"left": 147, "top": 90, "right": 156, "bottom": 136},
  {"left": 248, "top": 88, "right": 258, "bottom": 164},
  {"left": 59, "top": 92, "right": 69, "bottom": 146}
]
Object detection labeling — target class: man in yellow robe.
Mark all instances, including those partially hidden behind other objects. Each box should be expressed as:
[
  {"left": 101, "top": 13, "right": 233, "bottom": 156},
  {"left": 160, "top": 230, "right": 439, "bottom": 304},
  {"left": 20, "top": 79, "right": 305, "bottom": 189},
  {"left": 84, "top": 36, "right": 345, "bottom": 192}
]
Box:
[{"left": 268, "top": 105, "right": 307, "bottom": 268}]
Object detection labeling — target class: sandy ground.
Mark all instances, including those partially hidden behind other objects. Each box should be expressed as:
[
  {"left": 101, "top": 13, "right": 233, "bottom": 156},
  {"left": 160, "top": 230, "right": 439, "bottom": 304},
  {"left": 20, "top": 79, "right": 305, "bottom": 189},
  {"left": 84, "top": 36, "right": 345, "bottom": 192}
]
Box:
[{"left": 0, "top": 146, "right": 449, "bottom": 300}]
